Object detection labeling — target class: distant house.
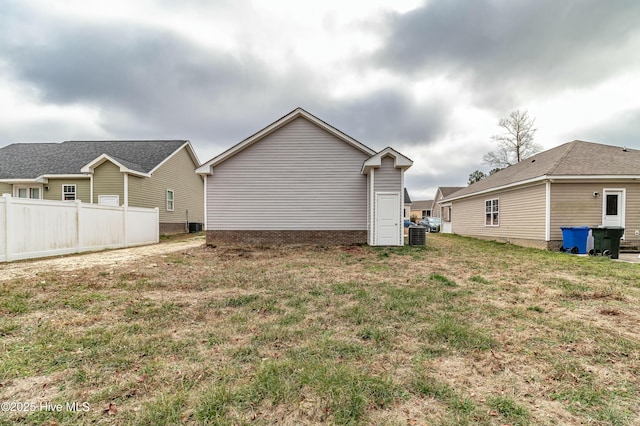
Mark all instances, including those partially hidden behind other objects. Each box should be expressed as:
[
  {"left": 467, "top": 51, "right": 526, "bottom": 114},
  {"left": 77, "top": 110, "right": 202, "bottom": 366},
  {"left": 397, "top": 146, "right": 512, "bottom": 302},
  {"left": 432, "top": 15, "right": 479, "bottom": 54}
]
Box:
[
  {"left": 0, "top": 140, "right": 203, "bottom": 234},
  {"left": 441, "top": 140, "right": 640, "bottom": 249},
  {"left": 196, "top": 107, "right": 412, "bottom": 246},
  {"left": 411, "top": 199, "right": 434, "bottom": 220},
  {"left": 432, "top": 186, "right": 464, "bottom": 233}
]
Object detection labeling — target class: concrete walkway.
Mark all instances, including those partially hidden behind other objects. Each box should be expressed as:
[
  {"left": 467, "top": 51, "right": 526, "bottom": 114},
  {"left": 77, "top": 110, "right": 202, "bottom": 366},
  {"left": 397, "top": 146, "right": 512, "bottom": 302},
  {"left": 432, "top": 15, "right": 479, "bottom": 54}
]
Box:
[{"left": 615, "top": 253, "right": 640, "bottom": 263}]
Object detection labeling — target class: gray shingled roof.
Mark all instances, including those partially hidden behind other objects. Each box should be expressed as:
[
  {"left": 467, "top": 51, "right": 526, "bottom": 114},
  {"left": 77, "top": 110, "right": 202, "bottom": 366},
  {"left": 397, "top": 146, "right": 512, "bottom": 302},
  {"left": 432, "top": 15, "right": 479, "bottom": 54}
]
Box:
[
  {"left": 411, "top": 200, "right": 434, "bottom": 209},
  {"left": 445, "top": 140, "right": 640, "bottom": 200},
  {"left": 439, "top": 187, "right": 465, "bottom": 198},
  {"left": 404, "top": 188, "right": 412, "bottom": 204},
  {"left": 0, "top": 140, "right": 187, "bottom": 179}
]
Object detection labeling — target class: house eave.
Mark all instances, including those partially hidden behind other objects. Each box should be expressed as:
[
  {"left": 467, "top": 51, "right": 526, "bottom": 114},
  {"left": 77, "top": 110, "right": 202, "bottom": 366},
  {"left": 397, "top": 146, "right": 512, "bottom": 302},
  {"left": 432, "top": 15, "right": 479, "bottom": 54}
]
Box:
[{"left": 444, "top": 174, "right": 640, "bottom": 203}]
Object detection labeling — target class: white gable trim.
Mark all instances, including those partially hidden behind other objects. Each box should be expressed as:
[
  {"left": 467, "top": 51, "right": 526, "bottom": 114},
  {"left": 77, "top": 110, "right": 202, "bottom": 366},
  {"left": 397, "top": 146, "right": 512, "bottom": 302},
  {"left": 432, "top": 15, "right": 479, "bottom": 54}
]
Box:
[
  {"left": 196, "top": 108, "right": 376, "bottom": 175},
  {"left": 80, "top": 154, "right": 150, "bottom": 177},
  {"left": 149, "top": 141, "right": 200, "bottom": 175},
  {"left": 361, "top": 147, "right": 413, "bottom": 174}
]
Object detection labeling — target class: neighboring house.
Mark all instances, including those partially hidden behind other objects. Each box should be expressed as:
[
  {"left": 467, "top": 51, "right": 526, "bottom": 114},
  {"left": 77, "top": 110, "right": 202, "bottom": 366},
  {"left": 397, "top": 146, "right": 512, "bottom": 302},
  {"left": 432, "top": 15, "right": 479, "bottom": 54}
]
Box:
[
  {"left": 0, "top": 140, "right": 203, "bottom": 234},
  {"left": 440, "top": 140, "right": 640, "bottom": 249},
  {"left": 403, "top": 188, "right": 412, "bottom": 221},
  {"left": 411, "top": 199, "right": 434, "bottom": 220},
  {"left": 196, "top": 107, "right": 412, "bottom": 246},
  {"left": 432, "top": 186, "right": 464, "bottom": 233}
]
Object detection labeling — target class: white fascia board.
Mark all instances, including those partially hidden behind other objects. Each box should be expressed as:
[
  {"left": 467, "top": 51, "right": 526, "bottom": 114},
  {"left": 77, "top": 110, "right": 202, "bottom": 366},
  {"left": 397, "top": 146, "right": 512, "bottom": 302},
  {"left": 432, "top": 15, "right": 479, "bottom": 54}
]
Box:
[
  {"left": 81, "top": 154, "right": 150, "bottom": 177},
  {"left": 196, "top": 108, "right": 376, "bottom": 175},
  {"left": 361, "top": 147, "right": 413, "bottom": 174},
  {"left": 1, "top": 177, "right": 48, "bottom": 183},
  {"left": 41, "top": 174, "right": 90, "bottom": 179},
  {"left": 546, "top": 175, "right": 640, "bottom": 181},
  {"left": 150, "top": 141, "right": 200, "bottom": 175},
  {"left": 444, "top": 174, "right": 640, "bottom": 203},
  {"left": 444, "top": 176, "right": 550, "bottom": 203}
]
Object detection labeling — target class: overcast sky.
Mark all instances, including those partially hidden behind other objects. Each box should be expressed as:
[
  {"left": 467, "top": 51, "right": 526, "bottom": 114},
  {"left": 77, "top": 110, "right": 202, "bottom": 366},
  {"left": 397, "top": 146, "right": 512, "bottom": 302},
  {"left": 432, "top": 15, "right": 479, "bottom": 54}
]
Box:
[{"left": 2, "top": 0, "right": 640, "bottom": 200}]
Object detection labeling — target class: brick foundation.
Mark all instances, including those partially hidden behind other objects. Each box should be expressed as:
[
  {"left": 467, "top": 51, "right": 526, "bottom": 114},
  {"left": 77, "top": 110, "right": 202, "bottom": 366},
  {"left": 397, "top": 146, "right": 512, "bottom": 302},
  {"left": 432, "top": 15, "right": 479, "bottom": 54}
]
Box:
[
  {"left": 160, "top": 222, "right": 188, "bottom": 235},
  {"left": 206, "top": 230, "right": 367, "bottom": 246}
]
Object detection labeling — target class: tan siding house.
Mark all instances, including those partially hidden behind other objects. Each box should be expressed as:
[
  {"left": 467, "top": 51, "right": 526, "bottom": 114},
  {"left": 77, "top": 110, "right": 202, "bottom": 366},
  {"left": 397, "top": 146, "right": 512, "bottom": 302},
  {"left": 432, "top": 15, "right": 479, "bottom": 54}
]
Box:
[
  {"left": 0, "top": 140, "right": 202, "bottom": 234},
  {"left": 442, "top": 141, "right": 640, "bottom": 249},
  {"left": 128, "top": 148, "right": 204, "bottom": 228},
  {"left": 92, "top": 162, "right": 125, "bottom": 205},
  {"left": 45, "top": 179, "right": 91, "bottom": 202},
  {"left": 197, "top": 108, "right": 412, "bottom": 246},
  {"left": 410, "top": 199, "right": 434, "bottom": 221}
]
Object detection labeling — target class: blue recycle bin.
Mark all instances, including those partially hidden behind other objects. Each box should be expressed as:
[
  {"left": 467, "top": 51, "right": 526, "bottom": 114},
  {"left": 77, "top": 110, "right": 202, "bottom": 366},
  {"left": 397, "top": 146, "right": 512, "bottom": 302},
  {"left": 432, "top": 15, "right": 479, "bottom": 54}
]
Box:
[{"left": 560, "top": 226, "right": 590, "bottom": 254}]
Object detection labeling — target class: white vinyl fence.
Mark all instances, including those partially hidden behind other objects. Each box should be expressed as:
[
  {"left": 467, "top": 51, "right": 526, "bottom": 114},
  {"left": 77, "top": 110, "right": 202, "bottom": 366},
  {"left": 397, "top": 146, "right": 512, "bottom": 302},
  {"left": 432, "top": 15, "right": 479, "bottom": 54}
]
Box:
[{"left": 0, "top": 194, "right": 159, "bottom": 262}]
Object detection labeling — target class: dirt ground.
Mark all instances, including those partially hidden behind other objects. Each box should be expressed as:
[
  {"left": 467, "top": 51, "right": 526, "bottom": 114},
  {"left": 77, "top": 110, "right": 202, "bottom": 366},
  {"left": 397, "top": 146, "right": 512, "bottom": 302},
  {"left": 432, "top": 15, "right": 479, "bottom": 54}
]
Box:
[{"left": 0, "top": 235, "right": 205, "bottom": 282}]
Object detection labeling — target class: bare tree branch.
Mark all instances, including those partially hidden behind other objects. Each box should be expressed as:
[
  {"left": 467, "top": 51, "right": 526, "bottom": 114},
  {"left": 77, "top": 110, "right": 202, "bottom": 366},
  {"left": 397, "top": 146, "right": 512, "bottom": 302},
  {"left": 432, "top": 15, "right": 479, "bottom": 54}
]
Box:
[{"left": 484, "top": 110, "right": 542, "bottom": 168}]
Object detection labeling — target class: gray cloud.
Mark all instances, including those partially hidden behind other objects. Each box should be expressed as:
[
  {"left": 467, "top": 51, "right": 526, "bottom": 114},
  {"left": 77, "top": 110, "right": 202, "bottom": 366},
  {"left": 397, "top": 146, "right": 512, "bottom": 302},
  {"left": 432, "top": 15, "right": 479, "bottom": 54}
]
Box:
[
  {"left": 573, "top": 108, "right": 640, "bottom": 146},
  {"left": 374, "top": 0, "right": 640, "bottom": 107},
  {"left": 0, "top": 5, "right": 452, "bottom": 160}
]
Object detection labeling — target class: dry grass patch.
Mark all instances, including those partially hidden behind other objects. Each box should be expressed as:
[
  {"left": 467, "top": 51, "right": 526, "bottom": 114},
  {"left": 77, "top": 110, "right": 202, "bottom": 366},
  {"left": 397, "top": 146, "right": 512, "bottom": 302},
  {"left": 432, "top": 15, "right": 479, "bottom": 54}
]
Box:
[{"left": 1, "top": 235, "right": 639, "bottom": 425}]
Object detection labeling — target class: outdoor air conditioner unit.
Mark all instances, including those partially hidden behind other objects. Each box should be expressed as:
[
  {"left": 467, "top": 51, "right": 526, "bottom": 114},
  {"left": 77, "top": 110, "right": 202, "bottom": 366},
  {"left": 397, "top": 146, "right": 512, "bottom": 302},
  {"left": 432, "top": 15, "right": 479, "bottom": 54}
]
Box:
[{"left": 408, "top": 226, "right": 426, "bottom": 246}]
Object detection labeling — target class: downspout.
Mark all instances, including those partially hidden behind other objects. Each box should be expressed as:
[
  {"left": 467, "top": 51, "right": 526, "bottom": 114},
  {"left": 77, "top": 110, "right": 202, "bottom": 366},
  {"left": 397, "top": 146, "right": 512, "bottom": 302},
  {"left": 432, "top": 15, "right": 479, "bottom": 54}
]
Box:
[
  {"left": 545, "top": 180, "right": 551, "bottom": 242},
  {"left": 89, "top": 173, "right": 94, "bottom": 204},
  {"left": 370, "top": 168, "right": 375, "bottom": 245},
  {"left": 400, "top": 168, "right": 405, "bottom": 245},
  {"left": 123, "top": 173, "right": 129, "bottom": 207}
]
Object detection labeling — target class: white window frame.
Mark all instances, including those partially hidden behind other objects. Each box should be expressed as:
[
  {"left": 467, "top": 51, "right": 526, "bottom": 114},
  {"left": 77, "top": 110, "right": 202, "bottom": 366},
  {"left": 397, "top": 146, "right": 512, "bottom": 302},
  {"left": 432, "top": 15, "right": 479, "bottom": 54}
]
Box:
[
  {"left": 62, "top": 184, "right": 77, "bottom": 201},
  {"left": 98, "top": 195, "right": 120, "bottom": 206},
  {"left": 485, "top": 198, "right": 499, "bottom": 226},
  {"left": 14, "top": 185, "right": 42, "bottom": 199},
  {"left": 166, "top": 189, "right": 175, "bottom": 211}
]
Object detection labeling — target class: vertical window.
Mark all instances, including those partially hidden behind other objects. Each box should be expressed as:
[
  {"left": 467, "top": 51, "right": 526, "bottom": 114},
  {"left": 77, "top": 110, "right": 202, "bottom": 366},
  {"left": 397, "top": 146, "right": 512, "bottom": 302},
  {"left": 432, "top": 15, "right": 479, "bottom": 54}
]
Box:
[
  {"left": 485, "top": 199, "right": 499, "bottom": 226},
  {"left": 606, "top": 194, "right": 618, "bottom": 215},
  {"left": 166, "top": 189, "right": 174, "bottom": 211},
  {"left": 63, "top": 184, "right": 77, "bottom": 201},
  {"left": 30, "top": 188, "right": 40, "bottom": 199}
]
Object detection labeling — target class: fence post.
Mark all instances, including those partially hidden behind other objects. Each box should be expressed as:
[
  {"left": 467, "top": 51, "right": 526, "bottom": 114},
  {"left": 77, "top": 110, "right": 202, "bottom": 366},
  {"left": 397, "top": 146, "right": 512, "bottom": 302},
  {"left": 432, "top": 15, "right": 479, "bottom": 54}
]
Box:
[
  {"left": 155, "top": 207, "right": 160, "bottom": 243},
  {"left": 76, "top": 200, "right": 83, "bottom": 253},
  {"left": 2, "top": 194, "right": 10, "bottom": 262},
  {"left": 123, "top": 204, "right": 128, "bottom": 247}
]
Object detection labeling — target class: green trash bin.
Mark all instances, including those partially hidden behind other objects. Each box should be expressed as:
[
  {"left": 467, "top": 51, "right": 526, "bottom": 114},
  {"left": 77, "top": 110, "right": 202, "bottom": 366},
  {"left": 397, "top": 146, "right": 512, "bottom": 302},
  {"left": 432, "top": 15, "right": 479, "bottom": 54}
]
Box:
[{"left": 590, "top": 226, "right": 624, "bottom": 259}]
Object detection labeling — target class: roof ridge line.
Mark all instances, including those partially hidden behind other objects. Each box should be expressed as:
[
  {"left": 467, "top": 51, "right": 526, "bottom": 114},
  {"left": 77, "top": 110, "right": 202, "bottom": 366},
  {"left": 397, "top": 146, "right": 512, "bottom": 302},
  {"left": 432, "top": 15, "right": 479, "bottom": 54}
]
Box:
[{"left": 545, "top": 140, "right": 579, "bottom": 175}]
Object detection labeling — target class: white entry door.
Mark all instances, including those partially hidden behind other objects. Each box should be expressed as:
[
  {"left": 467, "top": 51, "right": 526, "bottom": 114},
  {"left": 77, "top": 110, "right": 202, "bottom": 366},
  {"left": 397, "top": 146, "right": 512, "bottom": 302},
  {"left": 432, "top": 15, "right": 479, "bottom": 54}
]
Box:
[
  {"left": 376, "top": 193, "right": 400, "bottom": 246},
  {"left": 602, "top": 189, "right": 625, "bottom": 229}
]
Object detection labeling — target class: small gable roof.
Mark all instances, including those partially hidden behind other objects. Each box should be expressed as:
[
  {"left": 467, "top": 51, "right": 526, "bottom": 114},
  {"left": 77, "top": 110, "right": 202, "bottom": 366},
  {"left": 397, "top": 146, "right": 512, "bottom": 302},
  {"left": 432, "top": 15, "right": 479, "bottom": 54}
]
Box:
[
  {"left": 444, "top": 140, "right": 640, "bottom": 201},
  {"left": 0, "top": 140, "right": 193, "bottom": 179},
  {"left": 197, "top": 108, "right": 377, "bottom": 175},
  {"left": 361, "top": 147, "right": 413, "bottom": 174}
]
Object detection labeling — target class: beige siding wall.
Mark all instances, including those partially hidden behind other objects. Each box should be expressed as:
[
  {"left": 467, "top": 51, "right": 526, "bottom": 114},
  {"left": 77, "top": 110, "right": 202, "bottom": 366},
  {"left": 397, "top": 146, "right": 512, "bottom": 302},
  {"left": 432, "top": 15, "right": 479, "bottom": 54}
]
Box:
[
  {"left": 206, "top": 116, "right": 369, "bottom": 230},
  {"left": 452, "top": 183, "right": 547, "bottom": 242},
  {"left": 128, "top": 147, "right": 204, "bottom": 224},
  {"left": 0, "top": 183, "right": 11, "bottom": 194},
  {"left": 550, "top": 181, "right": 640, "bottom": 246},
  {"left": 93, "top": 161, "right": 124, "bottom": 205},
  {"left": 44, "top": 179, "right": 90, "bottom": 202},
  {"left": 373, "top": 156, "right": 401, "bottom": 193}
]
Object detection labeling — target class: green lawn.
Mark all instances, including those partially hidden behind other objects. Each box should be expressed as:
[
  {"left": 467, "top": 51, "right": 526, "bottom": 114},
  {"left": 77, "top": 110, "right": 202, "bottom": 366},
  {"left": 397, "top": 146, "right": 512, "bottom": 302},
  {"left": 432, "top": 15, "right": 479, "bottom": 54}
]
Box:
[{"left": 1, "top": 234, "right": 639, "bottom": 425}]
